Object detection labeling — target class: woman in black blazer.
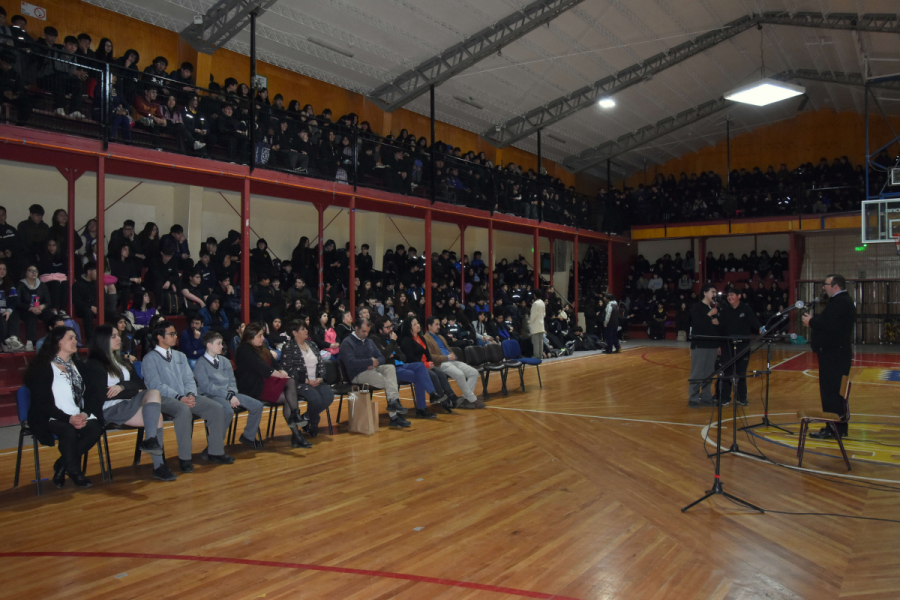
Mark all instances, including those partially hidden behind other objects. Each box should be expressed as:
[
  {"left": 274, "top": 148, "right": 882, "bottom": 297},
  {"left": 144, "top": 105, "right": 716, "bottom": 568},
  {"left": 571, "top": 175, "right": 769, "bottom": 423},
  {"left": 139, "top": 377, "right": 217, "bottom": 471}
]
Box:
[
  {"left": 399, "top": 316, "right": 458, "bottom": 410},
  {"left": 234, "top": 322, "right": 309, "bottom": 448},
  {"left": 24, "top": 326, "right": 102, "bottom": 488}
]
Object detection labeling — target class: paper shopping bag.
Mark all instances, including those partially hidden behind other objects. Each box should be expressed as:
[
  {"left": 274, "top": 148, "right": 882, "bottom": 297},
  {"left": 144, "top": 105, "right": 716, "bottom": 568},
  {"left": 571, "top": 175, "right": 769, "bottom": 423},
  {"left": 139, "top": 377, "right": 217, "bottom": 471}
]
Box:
[{"left": 348, "top": 385, "right": 378, "bottom": 435}]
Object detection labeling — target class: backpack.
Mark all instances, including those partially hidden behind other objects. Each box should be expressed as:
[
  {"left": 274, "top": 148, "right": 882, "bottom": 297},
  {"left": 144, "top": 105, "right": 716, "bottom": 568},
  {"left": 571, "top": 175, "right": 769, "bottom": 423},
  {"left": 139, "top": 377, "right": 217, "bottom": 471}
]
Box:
[{"left": 160, "top": 288, "right": 181, "bottom": 315}]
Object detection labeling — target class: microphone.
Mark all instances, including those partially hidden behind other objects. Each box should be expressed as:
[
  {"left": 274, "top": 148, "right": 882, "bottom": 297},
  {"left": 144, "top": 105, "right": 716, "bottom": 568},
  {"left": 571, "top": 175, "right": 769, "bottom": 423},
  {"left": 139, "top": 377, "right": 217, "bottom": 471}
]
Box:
[
  {"left": 775, "top": 300, "right": 805, "bottom": 317},
  {"left": 767, "top": 332, "right": 798, "bottom": 341}
]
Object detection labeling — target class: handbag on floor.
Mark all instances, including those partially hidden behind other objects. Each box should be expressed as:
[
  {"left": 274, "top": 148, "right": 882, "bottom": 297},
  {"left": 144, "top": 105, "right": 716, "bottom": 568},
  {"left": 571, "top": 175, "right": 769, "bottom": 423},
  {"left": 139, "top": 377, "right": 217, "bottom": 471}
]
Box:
[{"left": 348, "top": 384, "right": 379, "bottom": 435}]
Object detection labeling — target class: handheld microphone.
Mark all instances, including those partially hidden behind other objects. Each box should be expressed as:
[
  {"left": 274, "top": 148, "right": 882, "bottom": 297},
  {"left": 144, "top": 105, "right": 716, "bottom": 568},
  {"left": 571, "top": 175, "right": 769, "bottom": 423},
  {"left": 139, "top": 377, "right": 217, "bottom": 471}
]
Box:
[{"left": 768, "top": 332, "right": 798, "bottom": 341}]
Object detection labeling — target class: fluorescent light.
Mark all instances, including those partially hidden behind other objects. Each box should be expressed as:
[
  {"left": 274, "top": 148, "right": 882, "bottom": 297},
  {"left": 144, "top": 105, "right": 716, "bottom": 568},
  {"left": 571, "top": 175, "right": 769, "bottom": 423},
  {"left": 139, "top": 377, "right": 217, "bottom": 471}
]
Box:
[
  {"left": 724, "top": 78, "right": 805, "bottom": 107},
  {"left": 598, "top": 98, "right": 615, "bottom": 109},
  {"left": 452, "top": 95, "right": 484, "bottom": 110},
  {"left": 307, "top": 37, "right": 354, "bottom": 58}
]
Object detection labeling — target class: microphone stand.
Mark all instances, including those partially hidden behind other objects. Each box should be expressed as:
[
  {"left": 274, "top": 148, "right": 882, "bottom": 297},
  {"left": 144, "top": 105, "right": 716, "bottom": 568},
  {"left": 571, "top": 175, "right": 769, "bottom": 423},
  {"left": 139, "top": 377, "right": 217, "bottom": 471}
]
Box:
[
  {"left": 683, "top": 329, "right": 773, "bottom": 514},
  {"left": 739, "top": 313, "right": 794, "bottom": 435}
]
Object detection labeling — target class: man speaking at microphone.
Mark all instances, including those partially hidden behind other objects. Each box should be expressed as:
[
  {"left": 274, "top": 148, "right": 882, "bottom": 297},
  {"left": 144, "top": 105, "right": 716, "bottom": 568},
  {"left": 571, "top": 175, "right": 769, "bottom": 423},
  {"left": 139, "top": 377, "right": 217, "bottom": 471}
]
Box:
[
  {"left": 719, "top": 287, "right": 762, "bottom": 407},
  {"left": 801, "top": 274, "right": 855, "bottom": 439}
]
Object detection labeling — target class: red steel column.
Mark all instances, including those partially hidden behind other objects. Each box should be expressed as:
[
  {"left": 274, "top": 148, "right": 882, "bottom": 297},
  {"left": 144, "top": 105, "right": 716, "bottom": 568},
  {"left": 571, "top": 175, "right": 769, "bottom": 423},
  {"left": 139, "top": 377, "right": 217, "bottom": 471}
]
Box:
[
  {"left": 425, "top": 209, "right": 432, "bottom": 315},
  {"left": 573, "top": 234, "right": 579, "bottom": 316},
  {"left": 607, "top": 239, "right": 614, "bottom": 294},
  {"left": 65, "top": 170, "right": 77, "bottom": 316},
  {"left": 240, "top": 178, "right": 251, "bottom": 324},
  {"left": 533, "top": 227, "right": 540, "bottom": 289},
  {"left": 349, "top": 197, "right": 356, "bottom": 317},
  {"left": 548, "top": 237, "right": 553, "bottom": 286},
  {"left": 459, "top": 224, "right": 466, "bottom": 304},
  {"left": 96, "top": 157, "right": 105, "bottom": 325},
  {"left": 488, "top": 220, "right": 494, "bottom": 309},
  {"left": 317, "top": 204, "right": 325, "bottom": 304}
]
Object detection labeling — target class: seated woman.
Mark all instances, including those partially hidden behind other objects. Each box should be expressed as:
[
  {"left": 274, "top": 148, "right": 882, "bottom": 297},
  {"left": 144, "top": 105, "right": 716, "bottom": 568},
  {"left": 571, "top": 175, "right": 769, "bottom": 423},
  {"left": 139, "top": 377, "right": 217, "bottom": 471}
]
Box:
[
  {"left": 82, "top": 324, "right": 177, "bottom": 481},
  {"left": 17, "top": 264, "right": 55, "bottom": 352},
  {"left": 38, "top": 238, "right": 68, "bottom": 314},
  {"left": 311, "top": 310, "right": 340, "bottom": 360},
  {"left": 109, "top": 244, "right": 141, "bottom": 312},
  {"left": 234, "top": 322, "right": 310, "bottom": 448},
  {"left": 24, "top": 326, "right": 103, "bottom": 488},
  {"left": 129, "top": 291, "right": 158, "bottom": 327},
  {"left": 114, "top": 315, "right": 138, "bottom": 362},
  {"left": 193, "top": 331, "right": 264, "bottom": 449},
  {"left": 278, "top": 319, "right": 334, "bottom": 438},
  {"left": 399, "top": 316, "right": 458, "bottom": 411}
]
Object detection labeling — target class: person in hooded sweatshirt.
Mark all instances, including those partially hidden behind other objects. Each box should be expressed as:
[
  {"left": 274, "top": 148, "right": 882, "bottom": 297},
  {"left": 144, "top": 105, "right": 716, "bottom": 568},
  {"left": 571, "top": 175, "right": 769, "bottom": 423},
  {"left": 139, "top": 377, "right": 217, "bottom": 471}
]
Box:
[{"left": 249, "top": 239, "right": 275, "bottom": 278}]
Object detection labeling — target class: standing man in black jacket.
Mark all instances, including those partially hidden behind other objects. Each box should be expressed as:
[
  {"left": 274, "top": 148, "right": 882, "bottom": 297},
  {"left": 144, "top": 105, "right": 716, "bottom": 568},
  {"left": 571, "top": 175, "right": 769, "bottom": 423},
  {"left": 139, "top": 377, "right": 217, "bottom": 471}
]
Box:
[
  {"left": 688, "top": 283, "right": 720, "bottom": 407},
  {"left": 802, "top": 274, "right": 855, "bottom": 438},
  {"left": 719, "top": 287, "right": 762, "bottom": 406}
]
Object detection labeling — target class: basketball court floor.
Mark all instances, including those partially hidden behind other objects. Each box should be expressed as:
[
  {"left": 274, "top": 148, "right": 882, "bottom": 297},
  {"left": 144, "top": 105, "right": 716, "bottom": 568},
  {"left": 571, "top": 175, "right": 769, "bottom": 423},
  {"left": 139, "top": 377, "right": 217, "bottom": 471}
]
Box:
[{"left": 1, "top": 341, "right": 899, "bottom": 599}]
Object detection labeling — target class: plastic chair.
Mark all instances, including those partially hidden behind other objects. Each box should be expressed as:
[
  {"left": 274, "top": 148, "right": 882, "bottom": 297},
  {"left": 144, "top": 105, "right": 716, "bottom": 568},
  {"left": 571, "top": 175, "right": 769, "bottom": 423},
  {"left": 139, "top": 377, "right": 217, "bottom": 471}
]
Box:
[
  {"left": 796, "top": 376, "right": 852, "bottom": 471},
  {"left": 483, "top": 343, "right": 510, "bottom": 396},
  {"left": 133, "top": 360, "right": 142, "bottom": 379},
  {"left": 14, "top": 386, "right": 108, "bottom": 495},
  {"left": 501, "top": 339, "right": 542, "bottom": 392},
  {"left": 463, "top": 345, "right": 491, "bottom": 398}
]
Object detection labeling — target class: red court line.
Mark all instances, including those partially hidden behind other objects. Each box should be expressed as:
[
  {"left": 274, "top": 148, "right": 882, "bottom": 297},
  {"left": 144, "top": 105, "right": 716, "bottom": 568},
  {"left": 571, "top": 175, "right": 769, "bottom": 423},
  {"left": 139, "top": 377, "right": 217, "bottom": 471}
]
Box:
[
  {"left": 0, "top": 551, "right": 580, "bottom": 599},
  {"left": 641, "top": 350, "right": 690, "bottom": 371}
]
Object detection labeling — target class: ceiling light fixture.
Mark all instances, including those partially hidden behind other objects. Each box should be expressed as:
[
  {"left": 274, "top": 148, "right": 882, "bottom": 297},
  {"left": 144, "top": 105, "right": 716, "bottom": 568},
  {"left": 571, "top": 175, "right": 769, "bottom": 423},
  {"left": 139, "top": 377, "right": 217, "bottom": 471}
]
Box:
[
  {"left": 725, "top": 79, "right": 805, "bottom": 107},
  {"left": 598, "top": 98, "right": 615, "bottom": 109},
  {"left": 546, "top": 133, "right": 566, "bottom": 143},
  {"left": 307, "top": 37, "right": 354, "bottom": 58},
  {"left": 452, "top": 95, "right": 484, "bottom": 110}
]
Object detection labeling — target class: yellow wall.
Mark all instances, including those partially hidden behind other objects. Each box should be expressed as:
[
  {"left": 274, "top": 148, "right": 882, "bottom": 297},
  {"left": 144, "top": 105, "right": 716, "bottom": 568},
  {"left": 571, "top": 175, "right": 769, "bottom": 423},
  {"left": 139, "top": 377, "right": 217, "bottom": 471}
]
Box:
[
  {"left": 36, "top": 1, "right": 579, "bottom": 189},
  {"left": 625, "top": 109, "right": 900, "bottom": 188}
]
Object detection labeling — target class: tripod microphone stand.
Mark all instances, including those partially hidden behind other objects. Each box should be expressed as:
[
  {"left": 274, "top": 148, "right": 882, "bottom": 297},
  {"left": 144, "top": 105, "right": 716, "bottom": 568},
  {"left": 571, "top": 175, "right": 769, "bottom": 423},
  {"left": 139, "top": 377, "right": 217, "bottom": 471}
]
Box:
[
  {"left": 682, "top": 331, "right": 772, "bottom": 513},
  {"left": 739, "top": 313, "right": 794, "bottom": 435}
]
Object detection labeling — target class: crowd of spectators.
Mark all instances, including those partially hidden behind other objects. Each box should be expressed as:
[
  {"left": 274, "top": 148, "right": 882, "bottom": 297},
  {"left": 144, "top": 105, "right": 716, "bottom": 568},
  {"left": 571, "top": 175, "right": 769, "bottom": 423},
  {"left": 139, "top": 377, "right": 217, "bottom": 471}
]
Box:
[
  {"left": 0, "top": 10, "right": 592, "bottom": 229},
  {"left": 598, "top": 153, "right": 887, "bottom": 233}
]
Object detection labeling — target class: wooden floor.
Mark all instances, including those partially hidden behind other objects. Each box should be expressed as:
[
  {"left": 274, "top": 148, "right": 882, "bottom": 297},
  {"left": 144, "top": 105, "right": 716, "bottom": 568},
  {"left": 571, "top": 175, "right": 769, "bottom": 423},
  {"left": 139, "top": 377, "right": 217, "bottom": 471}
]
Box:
[{"left": 2, "top": 344, "right": 900, "bottom": 599}]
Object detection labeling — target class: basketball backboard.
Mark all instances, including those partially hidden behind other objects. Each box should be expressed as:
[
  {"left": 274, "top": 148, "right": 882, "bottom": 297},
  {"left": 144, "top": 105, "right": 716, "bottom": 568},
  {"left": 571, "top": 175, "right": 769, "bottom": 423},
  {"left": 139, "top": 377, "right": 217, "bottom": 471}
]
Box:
[{"left": 862, "top": 199, "right": 900, "bottom": 243}]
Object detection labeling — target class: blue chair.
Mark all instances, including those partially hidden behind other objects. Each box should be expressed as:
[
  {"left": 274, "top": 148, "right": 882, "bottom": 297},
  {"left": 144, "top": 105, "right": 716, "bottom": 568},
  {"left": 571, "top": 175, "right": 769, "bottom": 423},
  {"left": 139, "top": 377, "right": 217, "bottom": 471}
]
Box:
[
  {"left": 13, "top": 386, "right": 108, "bottom": 495},
  {"left": 501, "top": 339, "right": 542, "bottom": 392},
  {"left": 133, "top": 361, "right": 142, "bottom": 379}
]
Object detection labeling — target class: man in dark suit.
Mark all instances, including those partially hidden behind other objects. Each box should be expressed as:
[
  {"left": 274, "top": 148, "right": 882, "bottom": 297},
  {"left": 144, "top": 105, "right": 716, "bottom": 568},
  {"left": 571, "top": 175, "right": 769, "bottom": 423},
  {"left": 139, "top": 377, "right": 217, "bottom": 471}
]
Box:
[{"left": 802, "top": 274, "right": 855, "bottom": 438}]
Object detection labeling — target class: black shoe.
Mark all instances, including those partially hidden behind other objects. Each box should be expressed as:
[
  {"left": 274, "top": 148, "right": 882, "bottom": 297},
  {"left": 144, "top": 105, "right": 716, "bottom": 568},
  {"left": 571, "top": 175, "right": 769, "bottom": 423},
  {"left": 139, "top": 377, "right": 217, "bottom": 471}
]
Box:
[
  {"left": 139, "top": 437, "right": 164, "bottom": 456},
  {"left": 291, "top": 432, "right": 312, "bottom": 448},
  {"left": 809, "top": 427, "right": 835, "bottom": 440},
  {"left": 447, "top": 395, "right": 460, "bottom": 409},
  {"left": 179, "top": 459, "right": 194, "bottom": 473},
  {"left": 386, "top": 398, "right": 408, "bottom": 415},
  {"left": 415, "top": 408, "right": 436, "bottom": 420},
  {"left": 719, "top": 399, "right": 731, "bottom": 407},
  {"left": 201, "top": 448, "right": 236, "bottom": 464},
  {"left": 289, "top": 409, "right": 309, "bottom": 427},
  {"left": 738, "top": 398, "right": 749, "bottom": 407},
  {"left": 68, "top": 471, "right": 93, "bottom": 488},
  {"left": 389, "top": 415, "right": 411, "bottom": 428},
  {"left": 52, "top": 458, "right": 66, "bottom": 489},
  {"left": 430, "top": 394, "right": 448, "bottom": 405},
  {"left": 440, "top": 399, "right": 454, "bottom": 414},
  {"left": 152, "top": 463, "right": 178, "bottom": 481},
  {"left": 239, "top": 434, "right": 261, "bottom": 449}
]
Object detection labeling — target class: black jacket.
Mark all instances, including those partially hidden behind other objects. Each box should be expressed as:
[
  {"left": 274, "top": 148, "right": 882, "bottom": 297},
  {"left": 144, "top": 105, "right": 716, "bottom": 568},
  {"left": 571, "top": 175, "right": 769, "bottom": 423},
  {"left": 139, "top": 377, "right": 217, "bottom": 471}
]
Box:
[
  {"left": 399, "top": 335, "right": 433, "bottom": 365},
  {"left": 809, "top": 291, "right": 855, "bottom": 354},
  {"left": 72, "top": 276, "right": 97, "bottom": 316},
  {"left": 234, "top": 343, "right": 274, "bottom": 399},
  {"left": 719, "top": 301, "right": 761, "bottom": 351},
  {"left": 27, "top": 361, "right": 102, "bottom": 446},
  {"left": 690, "top": 301, "right": 720, "bottom": 349},
  {"left": 81, "top": 359, "right": 145, "bottom": 425}
]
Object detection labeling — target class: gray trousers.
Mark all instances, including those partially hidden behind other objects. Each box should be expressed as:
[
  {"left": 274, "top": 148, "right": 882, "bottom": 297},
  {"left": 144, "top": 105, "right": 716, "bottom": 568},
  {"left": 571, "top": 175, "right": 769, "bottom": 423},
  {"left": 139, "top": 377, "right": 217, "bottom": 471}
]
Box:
[
  {"left": 160, "top": 395, "right": 228, "bottom": 460},
  {"left": 688, "top": 347, "right": 718, "bottom": 403},
  {"left": 206, "top": 394, "right": 264, "bottom": 441},
  {"left": 532, "top": 332, "right": 544, "bottom": 359},
  {"left": 440, "top": 360, "right": 479, "bottom": 403}
]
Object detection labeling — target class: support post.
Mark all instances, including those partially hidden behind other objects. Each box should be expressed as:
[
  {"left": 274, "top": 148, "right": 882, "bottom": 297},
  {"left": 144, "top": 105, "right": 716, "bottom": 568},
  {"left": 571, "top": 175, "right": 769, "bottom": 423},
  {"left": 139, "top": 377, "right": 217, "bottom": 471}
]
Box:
[
  {"left": 317, "top": 204, "right": 325, "bottom": 304},
  {"left": 56, "top": 166, "right": 84, "bottom": 316},
  {"left": 425, "top": 209, "right": 432, "bottom": 315},
  {"left": 573, "top": 234, "right": 579, "bottom": 316},
  {"left": 248, "top": 9, "right": 257, "bottom": 172},
  {"left": 726, "top": 116, "right": 731, "bottom": 188},
  {"left": 698, "top": 237, "right": 706, "bottom": 286},
  {"left": 488, "top": 220, "right": 494, "bottom": 308},
  {"left": 459, "top": 224, "right": 466, "bottom": 304},
  {"left": 533, "top": 228, "right": 540, "bottom": 289},
  {"left": 240, "top": 178, "right": 251, "bottom": 324},
  {"left": 96, "top": 157, "right": 105, "bottom": 325},
  {"left": 349, "top": 197, "right": 356, "bottom": 317},
  {"left": 548, "top": 237, "right": 554, "bottom": 286},
  {"left": 430, "top": 85, "right": 436, "bottom": 204},
  {"left": 607, "top": 239, "right": 614, "bottom": 294}
]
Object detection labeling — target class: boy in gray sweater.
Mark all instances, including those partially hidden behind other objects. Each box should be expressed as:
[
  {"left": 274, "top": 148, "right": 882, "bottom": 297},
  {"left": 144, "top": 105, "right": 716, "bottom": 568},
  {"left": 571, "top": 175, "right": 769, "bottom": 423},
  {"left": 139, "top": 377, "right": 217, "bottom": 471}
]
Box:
[
  {"left": 193, "top": 331, "right": 264, "bottom": 449},
  {"left": 142, "top": 320, "right": 234, "bottom": 472}
]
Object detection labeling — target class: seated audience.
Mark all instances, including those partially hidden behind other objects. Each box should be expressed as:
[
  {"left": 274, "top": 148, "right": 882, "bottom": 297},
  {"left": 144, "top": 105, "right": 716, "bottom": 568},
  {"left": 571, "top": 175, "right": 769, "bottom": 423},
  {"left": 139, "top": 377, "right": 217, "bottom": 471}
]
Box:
[
  {"left": 423, "top": 316, "right": 483, "bottom": 409},
  {"left": 278, "top": 319, "right": 334, "bottom": 438}
]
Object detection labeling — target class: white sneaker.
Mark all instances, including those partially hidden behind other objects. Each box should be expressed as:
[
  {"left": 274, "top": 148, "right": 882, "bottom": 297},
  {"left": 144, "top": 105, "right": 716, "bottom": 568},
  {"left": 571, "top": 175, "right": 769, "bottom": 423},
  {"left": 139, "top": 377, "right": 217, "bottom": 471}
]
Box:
[
  {"left": 55, "top": 108, "right": 66, "bottom": 116},
  {"left": 6, "top": 336, "right": 24, "bottom": 351},
  {"left": 69, "top": 111, "right": 85, "bottom": 119},
  {"left": 24, "top": 341, "right": 34, "bottom": 352},
  {"left": 193, "top": 141, "right": 206, "bottom": 150}
]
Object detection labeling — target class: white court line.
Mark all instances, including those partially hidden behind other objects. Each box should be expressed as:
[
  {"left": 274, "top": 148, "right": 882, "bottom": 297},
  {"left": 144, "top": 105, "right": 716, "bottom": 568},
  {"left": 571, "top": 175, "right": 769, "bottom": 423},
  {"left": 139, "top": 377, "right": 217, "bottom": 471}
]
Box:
[
  {"left": 700, "top": 423, "right": 900, "bottom": 484},
  {"left": 771, "top": 351, "right": 806, "bottom": 369},
  {"left": 487, "top": 406, "right": 705, "bottom": 428},
  {"left": 802, "top": 369, "right": 900, "bottom": 387}
]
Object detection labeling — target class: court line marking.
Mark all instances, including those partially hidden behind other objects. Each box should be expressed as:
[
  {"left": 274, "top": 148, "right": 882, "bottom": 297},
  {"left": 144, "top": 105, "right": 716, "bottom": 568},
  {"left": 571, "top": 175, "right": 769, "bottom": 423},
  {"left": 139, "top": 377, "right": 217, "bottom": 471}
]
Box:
[
  {"left": 0, "top": 551, "right": 581, "bottom": 600},
  {"left": 700, "top": 421, "right": 900, "bottom": 484},
  {"left": 801, "top": 370, "right": 900, "bottom": 387},
  {"left": 771, "top": 351, "right": 806, "bottom": 369},
  {"left": 487, "top": 406, "right": 705, "bottom": 428}
]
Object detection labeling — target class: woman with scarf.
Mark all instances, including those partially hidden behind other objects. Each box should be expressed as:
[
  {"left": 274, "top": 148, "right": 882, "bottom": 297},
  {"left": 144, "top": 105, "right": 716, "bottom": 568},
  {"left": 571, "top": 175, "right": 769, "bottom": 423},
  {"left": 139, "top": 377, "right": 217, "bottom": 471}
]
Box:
[
  {"left": 278, "top": 319, "right": 334, "bottom": 437},
  {"left": 24, "top": 326, "right": 102, "bottom": 488}
]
